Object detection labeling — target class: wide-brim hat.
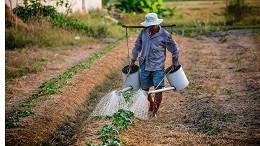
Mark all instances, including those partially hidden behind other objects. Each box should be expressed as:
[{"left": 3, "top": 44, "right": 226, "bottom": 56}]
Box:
[{"left": 141, "top": 12, "right": 163, "bottom": 27}]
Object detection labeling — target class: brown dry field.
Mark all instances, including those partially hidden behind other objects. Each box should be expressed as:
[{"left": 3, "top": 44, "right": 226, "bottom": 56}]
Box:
[
  {"left": 164, "top": 0, "right": 260, "bottom": 10},
  {"left": 5, "top": 31, "right": 260, "bottom": 145}
]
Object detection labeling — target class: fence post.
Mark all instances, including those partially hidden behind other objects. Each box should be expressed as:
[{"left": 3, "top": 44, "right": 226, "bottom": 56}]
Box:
[{"left": 182, "top": 29, "right": 184, "bottom": 37}]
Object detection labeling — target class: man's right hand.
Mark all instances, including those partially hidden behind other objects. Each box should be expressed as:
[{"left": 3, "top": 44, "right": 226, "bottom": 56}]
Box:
[{"left": 130, "top": 60, "right": 136, "bottom": 69}]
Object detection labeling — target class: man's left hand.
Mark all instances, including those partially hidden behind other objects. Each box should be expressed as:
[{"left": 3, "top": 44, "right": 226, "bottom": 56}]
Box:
[{"left": 172, "top": 65, "right": 180, "bottom": 72}]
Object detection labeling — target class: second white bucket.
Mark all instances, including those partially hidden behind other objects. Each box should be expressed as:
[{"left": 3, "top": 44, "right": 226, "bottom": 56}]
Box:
[
  {"left": 122, "top": 65, "right": 140, "bottom": 91},
  {"left": 165, "top": 65, "right": 189, "bottom": 91}
]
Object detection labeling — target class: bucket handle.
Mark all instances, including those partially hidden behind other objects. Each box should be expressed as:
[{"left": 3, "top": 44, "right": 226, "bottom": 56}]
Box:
[
  {"left": 121, "top": 67, "right": 131, "bottom": 90},
  {"left": 154, "top": 67, "right": 173, "bottom": 90}
]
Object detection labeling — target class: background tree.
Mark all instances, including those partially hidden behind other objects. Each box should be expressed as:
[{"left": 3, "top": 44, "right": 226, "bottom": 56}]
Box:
[{"left": 225, "top": 0, "right": 252, "bottom": 22}]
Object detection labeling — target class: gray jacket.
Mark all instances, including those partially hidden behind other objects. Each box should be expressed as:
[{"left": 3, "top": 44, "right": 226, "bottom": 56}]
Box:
[{"left": 131, "top": 25, "right": 179, "bottom": 71}]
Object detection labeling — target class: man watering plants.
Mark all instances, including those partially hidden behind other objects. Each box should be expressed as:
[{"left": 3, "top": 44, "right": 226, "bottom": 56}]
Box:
[{"left": 130, "top": 12, "right": 180, "bottom": 118}]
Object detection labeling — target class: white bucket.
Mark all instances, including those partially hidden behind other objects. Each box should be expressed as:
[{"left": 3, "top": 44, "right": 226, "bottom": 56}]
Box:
[
  {"left": 122, "top": 65, "right": 141, "bottom": 91},
  {"left": 165, "top": 65, "right": 189, "bottom": 91}
]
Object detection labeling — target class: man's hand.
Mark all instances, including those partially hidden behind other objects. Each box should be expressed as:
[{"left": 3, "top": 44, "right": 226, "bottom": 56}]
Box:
[
  {"left": 130, "top": 60, "right": 136, "bottom": 69},
  {"left": 172, "top": 65, "right": 180, "bottom": 72}
]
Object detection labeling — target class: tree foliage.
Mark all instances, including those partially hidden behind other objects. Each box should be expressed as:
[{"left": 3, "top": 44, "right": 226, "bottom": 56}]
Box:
[
  {"left": 225, "top": 0, "right": 252, "bottom": 22},
  {"left": 115, "top": 0, "right": 172, "bottom": 16}
]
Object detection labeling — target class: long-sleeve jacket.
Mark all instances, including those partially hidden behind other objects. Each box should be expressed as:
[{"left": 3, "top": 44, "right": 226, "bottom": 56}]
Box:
[{"left": 131, "top": 25, "right": 179, "bottom": 71}]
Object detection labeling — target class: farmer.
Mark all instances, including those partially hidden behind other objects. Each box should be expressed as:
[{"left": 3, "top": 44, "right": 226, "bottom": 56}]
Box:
[{"left": 130, "top": 12, "right": 180, "bottom": 117}]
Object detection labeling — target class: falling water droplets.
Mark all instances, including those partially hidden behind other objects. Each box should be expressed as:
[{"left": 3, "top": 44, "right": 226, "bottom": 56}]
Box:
[{"left": 89, "top": 90, "right": 149, "bottom": 120}]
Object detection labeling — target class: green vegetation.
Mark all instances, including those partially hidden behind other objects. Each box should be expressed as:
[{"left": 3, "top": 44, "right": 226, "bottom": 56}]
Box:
[
  {"left": 211, "top": 72, "right": 224, "bottom": 79},
  {"left": 13, "top": 2, "right": 106, "bottom": 38},
  {"left": 123, "top": 90, "right": 137, "bottom": 102},
  {"left": 161, "top": 0, "right": 259, "bottom": 37},
  {"left": 5, "top": 19, "right": 92, "bottom": 49},
  {"left": 204, "top": 126, "right": 220, "bottom": 136},
  {"left": 5, "top": 59, "right": 45, "bottom": 80},
  {"left": 115, "top": 0, "right": 168, "bottom": 16},
  {"left": 225, "top": 0, "right": 252, "bottom": 22},
  {"left": 6, "top": 0, "right": 260, "bottom": 50},
  {"left": 12, "top": 0, "right": 72, "bottom": 22},
  {"left": 219, "top": 36, "right": 227, "bottom": 43},
  {"left": 7, "top": 1, "right": 110, "bottom": 50},
  {"left": 154, "top": 0, "right": 221, "bottom": 1},
  {"left": 221, "top": 88, "right": 233, "bottom": 95},
  {"left": 197, "top": 106, "right": 233, "bottom": 135},
  {"left": 88, "top": 109, "right": 135, "bottom": 145}
]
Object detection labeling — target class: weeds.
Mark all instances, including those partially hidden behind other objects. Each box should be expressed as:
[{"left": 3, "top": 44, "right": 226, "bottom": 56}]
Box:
[
  {"left": 211, "top": 72, "right": 224, "bottom": 79},
  {"left": 5, "top": 59, "right": 45, "bottom": 81},
  {"left": 221, "top": 88, "right": 233, "bottom": 95},
  {"left": 5, "top": 19, "right": 92, "bottom": 50},
  {"left": 196, "top": 106, "right": 233, "bottom": 135},
  {"left": 204, "top": 126, "right": 220, "bottom": 135},
  {"left": 236, "top": 63, "right": 259, "bottom": 73},
  {"left": 219, "top": 36, "right": 227, "bottom": 43}
]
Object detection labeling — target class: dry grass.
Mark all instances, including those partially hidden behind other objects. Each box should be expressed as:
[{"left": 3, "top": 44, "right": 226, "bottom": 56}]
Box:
[
  {"left": 5, "top": 31, "right": 260, "bottom": 145},
  {"left": 5, "top": 35, "right": 136, "bottom": 145},
  {"left": 66, "top": 34, "right": 260, "bottom": 145},
  {"left": 164, "top": 0, "right": 260, "bottom": 10},
  {"left": 5, "top": 18, "right": 95, "bottom": 49},
  {"left": 5, "top": 1, "right": 260, "bottom": 144}
]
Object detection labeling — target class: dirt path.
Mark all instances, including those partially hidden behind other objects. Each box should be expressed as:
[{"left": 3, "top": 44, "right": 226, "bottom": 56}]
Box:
[
  {"left": 5, "top": 33, "right": 260, "bottom": 145},
  {"left": 68, "top": 34, "right": 260, "bottom": 145}
]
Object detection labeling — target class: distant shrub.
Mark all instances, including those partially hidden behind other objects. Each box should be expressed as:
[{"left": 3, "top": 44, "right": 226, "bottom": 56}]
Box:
[
  {"left": 11, "top": 2, "right": 107, "bottom": 43},
  {"left": 115, "top": 0, "right": 170, "bottom": 16},
  {"left": 225, "top": 0, "right": 252, "bottom": 22},
  {"left": 5, "top": 28, "right": 33, "bottom": 49},
  {"left": 102, "top": 0, "right": 110, "bottom": 9}
]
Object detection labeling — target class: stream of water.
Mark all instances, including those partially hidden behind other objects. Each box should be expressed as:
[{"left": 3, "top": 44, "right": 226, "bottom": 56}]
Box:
[{"left": 89, "top": 90, "right": 149, "bottom": 120}]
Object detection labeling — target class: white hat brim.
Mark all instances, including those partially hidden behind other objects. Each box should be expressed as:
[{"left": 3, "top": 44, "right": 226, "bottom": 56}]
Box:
[{"left": 141, "top": 19, "right": 163, "bottom": 27}]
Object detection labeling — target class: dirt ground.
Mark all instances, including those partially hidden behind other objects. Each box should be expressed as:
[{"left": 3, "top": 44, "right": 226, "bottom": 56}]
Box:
[{"left": 5, "top": 31, "right": 260, "bottom": 145}]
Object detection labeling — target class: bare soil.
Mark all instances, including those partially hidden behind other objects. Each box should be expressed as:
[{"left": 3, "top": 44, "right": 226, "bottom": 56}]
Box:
[{"left": 5, "top": 32, "right": 260, "bottom": 145}]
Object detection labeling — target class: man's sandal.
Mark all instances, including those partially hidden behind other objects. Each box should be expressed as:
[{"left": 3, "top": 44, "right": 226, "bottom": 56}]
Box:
[{"left": 152, "top": 111, "right": 157, "bottom": 118}]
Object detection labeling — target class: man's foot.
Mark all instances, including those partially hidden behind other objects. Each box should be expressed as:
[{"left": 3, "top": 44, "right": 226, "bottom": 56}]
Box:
[{"left": 152, "top": 111, "right": 157, "bottom": 118}]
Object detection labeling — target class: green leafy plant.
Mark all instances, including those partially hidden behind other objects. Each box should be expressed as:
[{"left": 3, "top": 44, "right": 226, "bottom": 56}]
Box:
[
  {"left": 112, "top": 109, "right": 135, "bottom": 131},
  {"left": 89, "top": 109, "right": 135, "bottom": 145},
  {"left": 5, "top": 104, "right": 36, "bottom": 129},
  {"left": 94, "top": 116, "right": 102, "bottom": 120},
  {"left": 123, "top": 90, "right": 136, "bottom": 102},
  {"left": 13, "top": 0, "right": 71, "bottom": 22},
  {"left": 166, "top": 6, "right": 176, "bottom": 16}
]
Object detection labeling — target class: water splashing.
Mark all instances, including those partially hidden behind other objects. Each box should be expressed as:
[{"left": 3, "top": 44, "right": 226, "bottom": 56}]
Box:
[
  {"left": 90, "top": 90, "right": 149, "bottom": 120},
  {"left": 128, "top": 90, "right": 149, "bottom": 119}
]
